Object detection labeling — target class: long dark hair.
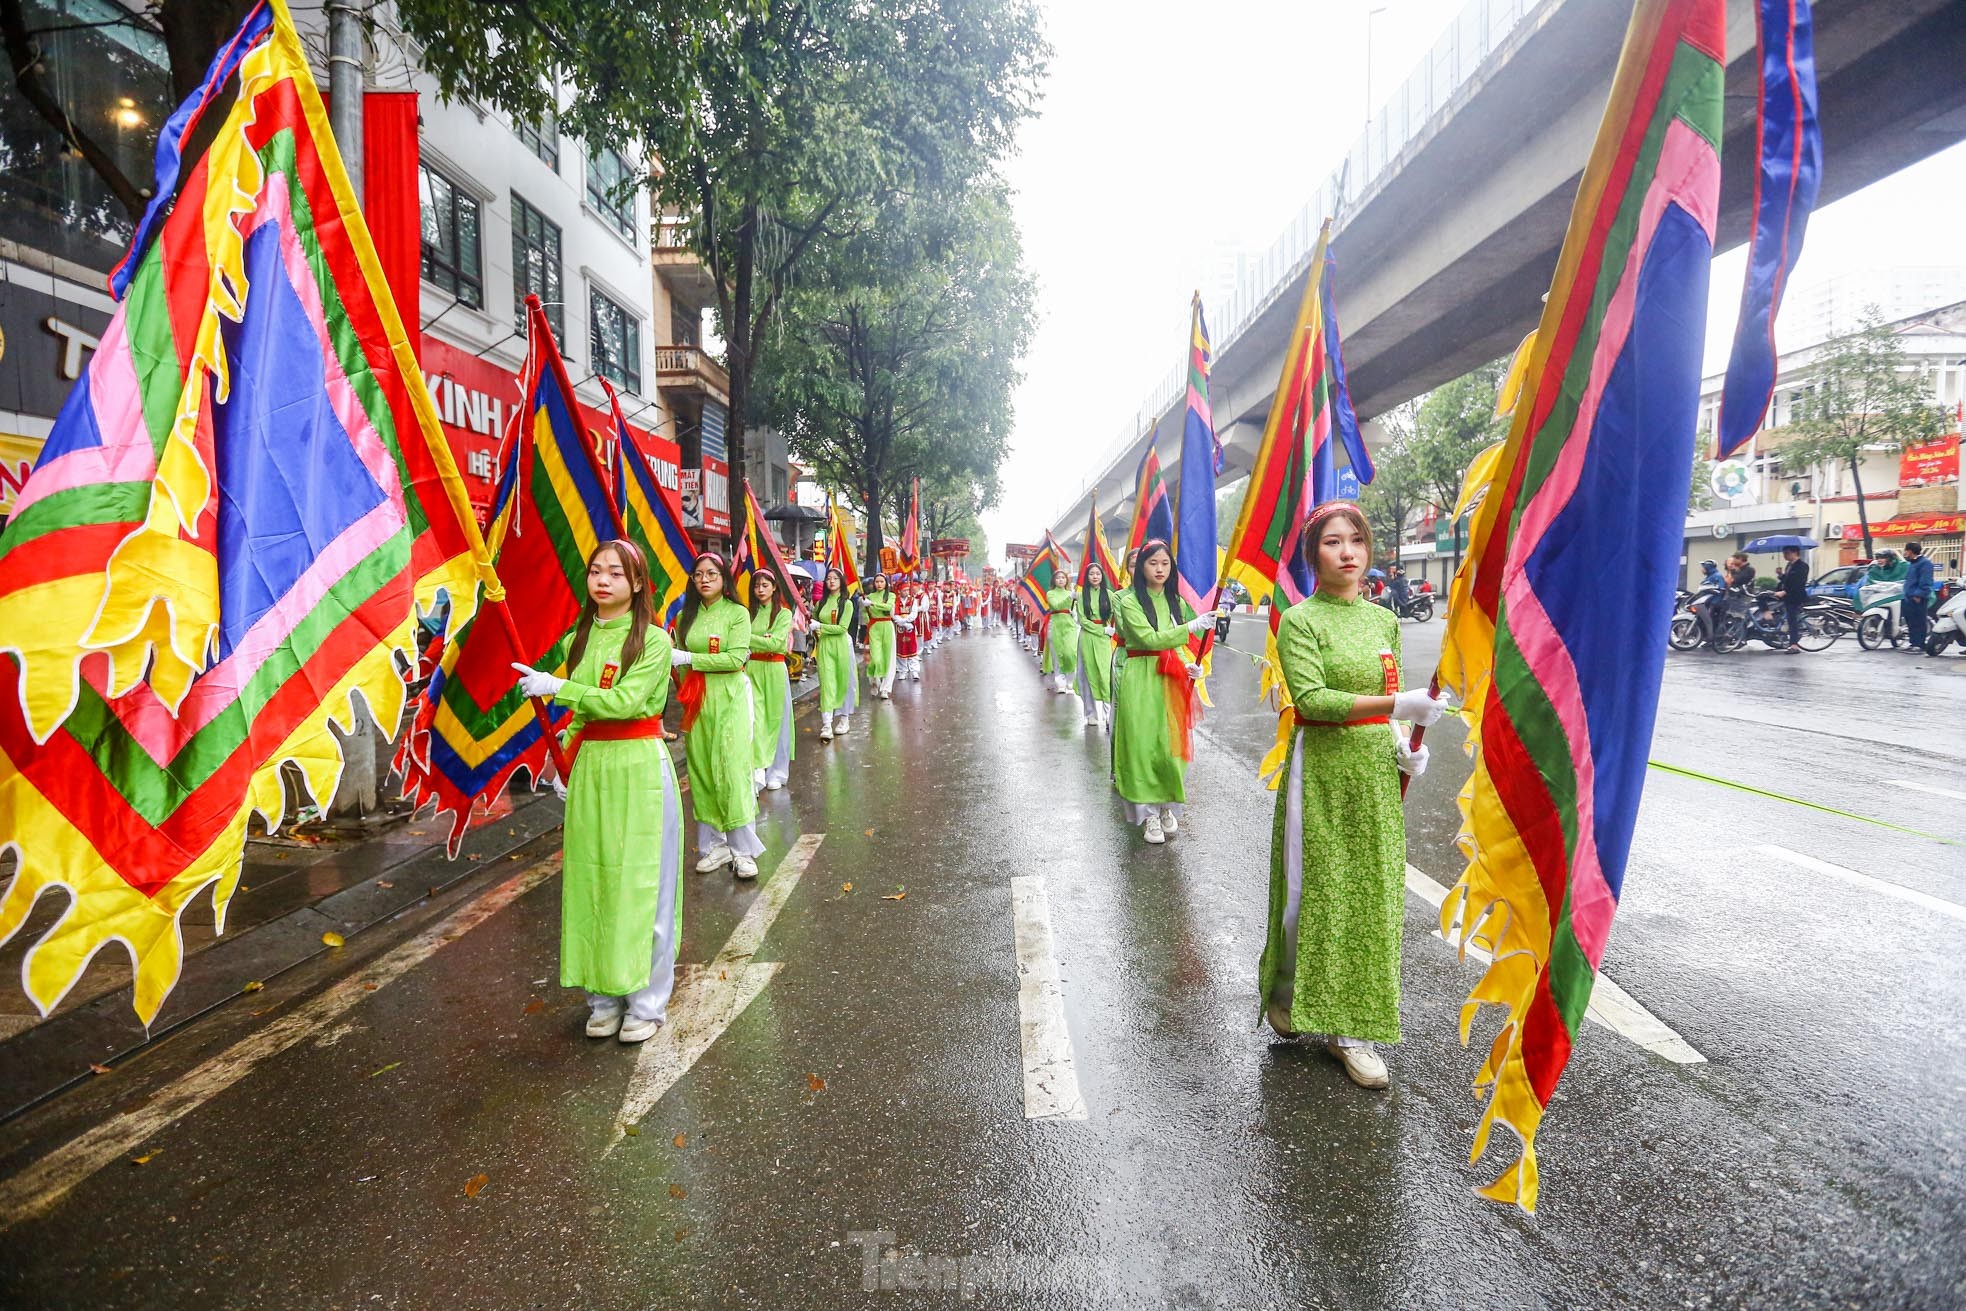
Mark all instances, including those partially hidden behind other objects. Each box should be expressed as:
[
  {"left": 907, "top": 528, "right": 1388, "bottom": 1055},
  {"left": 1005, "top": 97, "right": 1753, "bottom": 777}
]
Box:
[
  {"left": 564, "top": 539, "right": 654, "bottom": 677},
  {"left": 1131, "top": 539, "right": 1181, "bottom": 620},
  {"left": 820, "top": 566, "right": 851, "bottom": 624},
  {"left": 749, "top": 566, "right": 786, "bottom": 627},
  {"left": 1080, "top": 564, "right": 1112, "bottom": 623},
  {"left": 676, "top": 551, "right": 733, "bottom": 648}
]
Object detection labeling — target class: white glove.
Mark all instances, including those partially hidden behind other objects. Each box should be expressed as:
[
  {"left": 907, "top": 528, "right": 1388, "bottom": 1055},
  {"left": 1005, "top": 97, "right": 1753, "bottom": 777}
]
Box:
[
  {"left": 1395, "top": 737, "right": 1430, "bottom": 778},
  {"left": 1186, "top": 613, "right": 1215, "bottom": 634},
  {"left": 1391, "top": 687, "right": 1450, "bottom": 726},
  {"left": 1184, "top": 662, "right": 1204, "bottom": 680},
  {"left": 670, "top": 649, "right": 693, "bottom": 668},
  {"left": 510, "top": 662, "right": 564, "bottom": 699},
  {"left": 552, "top": 778, "right": 569, "bottom": 801}
]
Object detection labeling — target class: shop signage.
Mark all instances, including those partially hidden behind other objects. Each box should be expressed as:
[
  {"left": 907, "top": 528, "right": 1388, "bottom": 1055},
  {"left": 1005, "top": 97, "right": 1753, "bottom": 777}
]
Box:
[
  {"left": 1898, "top": 434, "right": 1960, "bottom": 487},
  {"left": 1863, "top": 511, "right": 1966, "bottom": 538}
]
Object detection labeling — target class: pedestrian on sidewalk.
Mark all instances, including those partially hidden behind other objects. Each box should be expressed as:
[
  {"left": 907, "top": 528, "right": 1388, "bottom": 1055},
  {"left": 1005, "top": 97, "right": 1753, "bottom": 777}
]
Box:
[
  {"left": 814, "top": 567, "right": 859, "bottom": 741},
  {"left": 1075, "top": 562, "right": 1117, "bottom": 728},
  {"left": 1042, "top": 571, "right": 1080, "bottom": 693},
  {"left": 675, "top": 553, "right": 765, "bottom": 880},
  {"left": 747, "top": 569, "right": 797, "bottom": 793},
  {"left": 1904, "top": 540, "right": 1935, "bottom": 652},
  {"left": 1112, "top": 539, "right": 1215, "bottom": 844},
  {"left": 510, "top": 539, "right": 683, "bottom": 1045},
  {"left": 1255, "top": 502, "right": 1450, "bottom": 1089},
  {"left": 866, "top": 574, "right": 898, "bottom": 699},
  {"left": 1778, "top": 545, "right": 1810, "bottom": 652}
]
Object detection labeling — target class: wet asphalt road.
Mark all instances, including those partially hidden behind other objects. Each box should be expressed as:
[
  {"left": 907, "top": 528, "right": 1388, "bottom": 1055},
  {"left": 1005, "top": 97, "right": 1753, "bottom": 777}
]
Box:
[{"left": 1, "top": 618, "right": 1962, "bottom": 1310}]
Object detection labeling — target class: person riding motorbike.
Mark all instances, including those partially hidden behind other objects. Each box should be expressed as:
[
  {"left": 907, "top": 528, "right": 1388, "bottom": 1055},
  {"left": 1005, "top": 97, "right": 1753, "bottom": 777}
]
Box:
[
  {"left": 1387, "top": 564, "right": 1412, "bottom": 611},
  {"left": 1698, "top": 559, "right": 1724, "bottom": 591}
]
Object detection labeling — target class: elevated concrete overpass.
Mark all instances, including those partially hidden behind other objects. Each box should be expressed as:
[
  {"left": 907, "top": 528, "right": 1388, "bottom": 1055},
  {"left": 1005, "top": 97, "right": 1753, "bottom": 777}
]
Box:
[{"left": 1046, "top": 0, "right": 1966, "bottom": 553}]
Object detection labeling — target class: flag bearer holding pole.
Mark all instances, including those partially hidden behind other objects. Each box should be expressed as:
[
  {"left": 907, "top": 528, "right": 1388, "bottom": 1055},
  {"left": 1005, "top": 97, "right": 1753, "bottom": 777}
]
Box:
[
  {"left": 1255, "top": 503, "right": 1448, "bottom": 1086},
  {"left": 511, "top": 540, "right": 683, "bottom": 1044}
]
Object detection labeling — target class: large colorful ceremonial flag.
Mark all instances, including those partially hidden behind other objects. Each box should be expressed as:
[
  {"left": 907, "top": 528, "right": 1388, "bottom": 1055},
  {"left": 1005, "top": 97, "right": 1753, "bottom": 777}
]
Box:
[
  {"left": 602, "top": 379, "right": 693, "bottom": 624},
  {"left": 1017, "top": 533, "right": 1070, "bottom": 616},
  {"left": 733, "top": 477, "right": 811, "bottom": 629},
  {"left": 1125, "top": 435, "right": 1174, "bottom": 566},
  {"left": 1076, "top": 496, "right": 1123, "bottom": 588},
  {"left": 1172, "top": 295, "right": 1220, "bottom": 615},
  {"left": 1715, "top": 0, "right": 1820, "bottom": 456},
  {"left": 1434, "top": 0, "right": 1722, "bottom": 1212},
  {"left": 396, "top": 298, "right": 623, "bottom": 846},
  {"left": 0, "top": 0, "right": 488, "bottom": 1024},
  {"left": 826, "top": 501, "right": 862, "bottom": 591}
]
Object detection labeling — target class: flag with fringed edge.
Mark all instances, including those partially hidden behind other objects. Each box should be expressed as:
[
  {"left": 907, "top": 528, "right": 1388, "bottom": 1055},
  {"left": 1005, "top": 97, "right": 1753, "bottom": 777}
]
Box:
[
  {"left": 1076, "top": 496, "right": 1122, "bottom": 589},
  {"left": 1435, "top": 0, "right": 1723, "bottom": 1213},
  {"left": 826, "top": 502, "right": 862, "bottom": 593},
  {"left": 601, "top": 379, "right": 693, "bottom": 625},
  {"left": 899, "top": 478, "right": 922, "bottom": 577},
  {"left": 1173, "top": 295, "right": 1219, "bottom": 618},
  {"left": 0, "top": 0, "right": 488, "bottom": 1025},
  {"left": 395, "top": 298, "right": 623, "bottom": 849},
  {"left": 1125, "top": 435, "right": 1173, "bottom": 572},
  {"left": 733, "top": 477, "right": 811, "bottom": 631}
]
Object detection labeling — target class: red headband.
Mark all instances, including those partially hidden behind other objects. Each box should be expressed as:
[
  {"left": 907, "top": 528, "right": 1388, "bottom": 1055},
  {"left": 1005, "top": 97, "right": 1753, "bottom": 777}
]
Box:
[{"left": 1303, "top": 500, "right": 1366, "bottom": 536}]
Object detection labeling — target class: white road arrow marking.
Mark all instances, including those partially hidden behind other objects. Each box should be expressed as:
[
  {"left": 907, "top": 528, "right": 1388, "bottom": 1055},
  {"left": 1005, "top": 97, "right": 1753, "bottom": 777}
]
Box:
[{"left": 605, "top": 832, "right": 826, "bottom": 1149}]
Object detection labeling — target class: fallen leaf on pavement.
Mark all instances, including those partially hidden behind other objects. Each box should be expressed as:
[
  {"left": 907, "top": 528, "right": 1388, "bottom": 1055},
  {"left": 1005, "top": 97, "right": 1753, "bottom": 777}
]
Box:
[
  {"left": 882, "top": 887, "right": 906, "bottom": 901},
  {"left": 673, "top": 1133, "right": 687, "bottom": 1149},
  {"left": 623, "top": 1124, "right": 641, "bottom": 1138},
  {"left": 89, "top": 1063, "right": 112, "bottom": 1076},
  {"left": 321, "top": 931, "right": 345, "bottom": 949},
  {"left": 841, "top": 882, "right": 853, "bottom": 893},
  {"left": 242, "top": 980, "right": 263, "bottom": 993},
  {"left": 131, "top": 1151, "right": 159, "bottom": 1165},
  {"left": 463, "top": 1173, "right": 489, "bottom": 1197},
  {"left": 863, "top": 828, "right": 876, "bottom": 837},
  {"left": 807, "top": 1072, "right": 826, "bottom": 1092},
  {"left": 522, "top": 999, "right": 545, "bottom": 1016},
  {"left": 375, "top": 880, "right": 394, "bottom": 889},
  {"left": 669, "top": 1183, "right": 687, "bottom": 1200}
]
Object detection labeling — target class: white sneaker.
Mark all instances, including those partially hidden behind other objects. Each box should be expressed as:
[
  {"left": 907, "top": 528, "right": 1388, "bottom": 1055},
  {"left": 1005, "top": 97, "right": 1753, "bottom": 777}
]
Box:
[
  {"left": 834, "top": 716, "right": 849, "bottom": 735},
  {"left": 819, "top": 721, "right": 834, "bottom": 742},
  {"left": 1326, "top": 1040, "right": 1390, "bottom": 1089},
  {"left": 618, "top": 1016, "right": 662, "bottom": 1044},
  {"left": 766, "top": 777, "right": 785, "bottom": 791},
  {"left": 1161, "top": 809, "right": 1179, "bottom": 835},
  {"left": 733, "top": 854, "right": 758, "bottom": 880},
  {"left": 1085, "top": 713, "right": 1098, "bottom": 726},
  {"left": 1143, "top": 815, "right": 1165, "bottom": 845},
  {"left": 753, "top": 767, "right": 767, "bottom": 790},
  {"left": 585, "top": 1011, "right": 623, "bottom": 1038},
  {"left": 695, "top": 844, "right": 733, "bottom": 874}
]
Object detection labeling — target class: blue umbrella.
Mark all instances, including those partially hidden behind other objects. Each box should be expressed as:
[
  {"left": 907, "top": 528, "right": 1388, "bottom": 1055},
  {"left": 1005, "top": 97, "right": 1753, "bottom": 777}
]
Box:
[
  {"left": 1365, "top": 568, "right": 1387, "bottom": 580},
  {"left": 1743, "top": 534, "right": 1817, "bottom": 552}
]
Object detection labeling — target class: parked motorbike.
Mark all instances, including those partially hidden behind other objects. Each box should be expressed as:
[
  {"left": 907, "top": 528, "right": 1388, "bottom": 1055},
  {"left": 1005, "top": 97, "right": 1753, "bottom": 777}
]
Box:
[
  {"left": 1671, "top": 586, "right": 1839, "bottom": 652},
  {"left": 1856, "top": 580, "right": 1909, "bottom": 650},
  {"left": 1923, "top": 580, "right": 1966, "bottom": 655},
  {"left": 1372, "top": 590, "right": 1435, "bottom": 622}
]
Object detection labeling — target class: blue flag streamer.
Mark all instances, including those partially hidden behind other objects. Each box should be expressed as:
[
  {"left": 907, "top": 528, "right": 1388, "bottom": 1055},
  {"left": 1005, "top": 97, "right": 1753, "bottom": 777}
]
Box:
[{"left": 1716, "top": 0, "right": 1821, "bottom": 457}]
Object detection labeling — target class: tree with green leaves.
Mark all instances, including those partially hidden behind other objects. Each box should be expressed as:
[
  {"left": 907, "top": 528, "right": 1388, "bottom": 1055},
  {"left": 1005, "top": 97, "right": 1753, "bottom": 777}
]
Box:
[
  {"left": 1775, "top": 313, "right": 1948, "bottom": 559},
  {"left": 1403, "top": 362, "right": 1510, "bottom": 568},
  {"left": 648, "top": 0, "right": 1046, "bottom": 483},
  {"left": 752, "top": 179, "right": 1033, "bottom": 561}
]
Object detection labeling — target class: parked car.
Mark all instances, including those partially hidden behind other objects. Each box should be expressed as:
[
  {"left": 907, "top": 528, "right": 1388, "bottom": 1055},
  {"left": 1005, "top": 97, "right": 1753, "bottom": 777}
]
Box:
[{"left": 1807, "top": 563, "right": 1870, "bottom": 603}]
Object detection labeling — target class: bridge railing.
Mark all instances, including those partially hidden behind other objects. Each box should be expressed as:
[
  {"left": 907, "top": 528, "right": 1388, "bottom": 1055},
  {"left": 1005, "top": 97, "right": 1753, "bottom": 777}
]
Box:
[{"left": 1058, "top": 0, "right": 1549, "bottom": 525}]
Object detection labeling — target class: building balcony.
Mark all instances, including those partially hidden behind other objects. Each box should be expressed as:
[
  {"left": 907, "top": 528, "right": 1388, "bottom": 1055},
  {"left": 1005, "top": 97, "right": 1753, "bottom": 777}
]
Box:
[
  {"left": 653, "top": 219, "right": 719, "bottom": 309},
  {"left": 655, "top": 345, "right": 730, "bottom": 405}
]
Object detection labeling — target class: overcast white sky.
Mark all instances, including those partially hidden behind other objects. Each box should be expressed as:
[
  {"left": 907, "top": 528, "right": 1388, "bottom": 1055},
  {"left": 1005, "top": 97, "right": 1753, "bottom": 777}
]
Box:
[{"left": 982, "top": 0, "right": 1966, "bottom": 563}]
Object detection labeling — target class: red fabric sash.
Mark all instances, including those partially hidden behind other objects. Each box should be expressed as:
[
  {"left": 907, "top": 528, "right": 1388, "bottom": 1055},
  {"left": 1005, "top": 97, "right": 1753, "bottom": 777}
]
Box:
[
  {"left": 674, "top": 670, "right": 707, "bottom": 729},
  {"left": 567, "top": 716, "right": 664, "bottom": 772},
  {"left": 1296, "top": 711, "right": 1389, "bottom": 727},
  {"left": 751, "top": 652, "right": 787, "bottom": 664},
  {"left": 1126, "top": 648, "right": 1196, "bottom": 761}
]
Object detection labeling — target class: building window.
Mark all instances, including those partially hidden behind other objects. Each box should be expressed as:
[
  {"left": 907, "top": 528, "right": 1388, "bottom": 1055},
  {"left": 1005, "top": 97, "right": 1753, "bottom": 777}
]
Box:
[
  {"left": 418, "top": 163, "right": 482, "bottom": 309},
  {"left": 586, "top": 146, "right": 639, "bottom": 240},
  {"left": 590, "top": 289, "right": 642, "bottom": 394},
  {"left": 510, "top": 195, "right": 563, "bottom": 342},
  {"left": 516, "top": 110, "right": 559, "bottom": 171}
]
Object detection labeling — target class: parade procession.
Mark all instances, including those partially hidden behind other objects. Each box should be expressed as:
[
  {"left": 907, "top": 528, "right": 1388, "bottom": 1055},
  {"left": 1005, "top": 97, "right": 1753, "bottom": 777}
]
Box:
[{"left": 2, "top": 0, "right": 1964, "bottom": 1306}]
